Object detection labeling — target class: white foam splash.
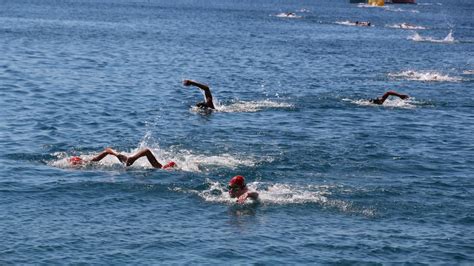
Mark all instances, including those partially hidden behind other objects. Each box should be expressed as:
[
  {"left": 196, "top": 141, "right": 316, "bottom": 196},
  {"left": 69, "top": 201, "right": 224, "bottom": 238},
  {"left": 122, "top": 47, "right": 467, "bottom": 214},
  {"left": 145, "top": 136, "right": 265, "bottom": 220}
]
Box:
[
  {"left": 195, "top": 180, "right": 331, "bottom": 204},
  {"left": 213, "top": 100, "right": 293, "bottom": 113},
  {"left": 409, "top": 30, "right": 456, "bottom": 43},
  {"left": 336, "top": 21, "right": 356, "bottom": 26},
  {"left": 160, "top": 149, "right": 265, "bottom": 172},
  {"left": 346, "top": 98, "right": 417, "bottom": 109},
  {"left": 191, "top": 181, "right": 375, "bottom": 216},
  {"left": 388, "top": 70, "right": 462, "bottom": 82},
  {"left": 49, "top": 147, "right": 266, "bottom": 172},
  {"left": 386, "top": 23, "right": 426, "bottom": 30},
  {"left": 275, "top": 12, "right": 301, "bottom": 19},
  {"left": 463, "top": 70, "right": 474, "bottom": 75}
]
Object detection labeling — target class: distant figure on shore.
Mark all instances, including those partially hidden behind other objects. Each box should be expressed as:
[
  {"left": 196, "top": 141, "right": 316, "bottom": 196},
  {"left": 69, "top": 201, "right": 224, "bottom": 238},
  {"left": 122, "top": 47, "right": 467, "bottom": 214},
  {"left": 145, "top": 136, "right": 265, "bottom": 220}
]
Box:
[
  {"left": 69, "top": 147, "right": 176, "bottom": 169},
  {"left": 183, "top": 79, "right": 215, "bottom": 109},
  {"left": 228, "top": 175, "right": 259, "bottom": 204},
  {"left": 370, "top": 91, "right": 409, "bottom": 105},
  {"left": 355, "top": 21, "right": 372, "bottom": 27}
]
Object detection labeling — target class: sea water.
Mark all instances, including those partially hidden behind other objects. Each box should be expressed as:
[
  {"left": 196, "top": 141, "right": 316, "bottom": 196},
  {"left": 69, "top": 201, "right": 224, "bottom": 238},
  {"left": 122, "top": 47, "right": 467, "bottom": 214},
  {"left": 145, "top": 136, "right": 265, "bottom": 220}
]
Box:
[{"left": 1, "top": 0, "right": 473, "bottom": 263}]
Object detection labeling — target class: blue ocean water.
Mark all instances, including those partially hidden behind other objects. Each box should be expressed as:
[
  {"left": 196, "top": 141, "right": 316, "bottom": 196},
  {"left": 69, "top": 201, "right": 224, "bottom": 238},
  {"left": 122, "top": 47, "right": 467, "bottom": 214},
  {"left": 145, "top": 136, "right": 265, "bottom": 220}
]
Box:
[{"left": 1, "top": 0, "right": 473, "bottom": 263}]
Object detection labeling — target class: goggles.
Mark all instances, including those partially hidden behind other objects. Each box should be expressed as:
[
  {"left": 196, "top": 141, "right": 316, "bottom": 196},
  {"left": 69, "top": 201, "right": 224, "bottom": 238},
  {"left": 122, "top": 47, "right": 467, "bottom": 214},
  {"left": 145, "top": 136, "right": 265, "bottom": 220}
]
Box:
[{"left": 227, "top": 184, "right": 241, "bottom": 192}]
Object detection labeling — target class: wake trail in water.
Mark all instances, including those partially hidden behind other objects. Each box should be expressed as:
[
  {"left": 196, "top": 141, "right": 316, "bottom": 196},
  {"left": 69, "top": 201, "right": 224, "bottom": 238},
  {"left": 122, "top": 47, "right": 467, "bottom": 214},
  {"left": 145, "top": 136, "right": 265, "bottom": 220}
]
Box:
[
  {"left": 191, "top": 99, "right": 293, "bottom": 113},
  {"left": 386, "top": 23, "right": 426, "bottom": 30},
  {"left": 388, "top": 70, "right": 463, "bottom": 82},
  {"left": 344, "top": 98, "right": 418, "bottom": 109},
  {"left": 274, "top": 12, "right": 302, "bottom": 19}
]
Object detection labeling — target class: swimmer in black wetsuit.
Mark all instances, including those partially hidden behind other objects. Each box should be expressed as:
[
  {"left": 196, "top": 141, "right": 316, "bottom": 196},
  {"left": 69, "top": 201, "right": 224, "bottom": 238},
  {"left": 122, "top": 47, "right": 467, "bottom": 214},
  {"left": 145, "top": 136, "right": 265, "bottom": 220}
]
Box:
[
  {"left": 355, "top": 21, "right": 372, "bottom": 27},
  {"left": 370, "top": 91, "right": 409, "bottom": 105},
  {"left": 183, "top": 79, "right": 215, "bottom": 109}
]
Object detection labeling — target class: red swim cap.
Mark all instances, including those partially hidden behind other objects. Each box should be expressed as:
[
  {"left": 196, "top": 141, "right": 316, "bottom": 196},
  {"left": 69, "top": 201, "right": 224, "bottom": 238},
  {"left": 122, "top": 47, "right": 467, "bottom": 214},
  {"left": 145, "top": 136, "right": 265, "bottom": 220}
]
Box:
[
  {"left": 229, "top": 175, "right": 245, "bottom": 189},
  {"left": 69, "top": 156, "right": 83, "bottom": 165},
  {"left": 162, "top": 161, "right": 177, "bottom": 169}
]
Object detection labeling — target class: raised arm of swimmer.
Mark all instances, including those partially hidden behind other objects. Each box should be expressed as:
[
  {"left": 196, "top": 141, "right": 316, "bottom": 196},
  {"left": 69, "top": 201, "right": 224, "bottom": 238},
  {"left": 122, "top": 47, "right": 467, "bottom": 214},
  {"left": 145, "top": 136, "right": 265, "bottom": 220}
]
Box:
[{"left": 183, "top": 79, "right": 215, "bottom": 109}]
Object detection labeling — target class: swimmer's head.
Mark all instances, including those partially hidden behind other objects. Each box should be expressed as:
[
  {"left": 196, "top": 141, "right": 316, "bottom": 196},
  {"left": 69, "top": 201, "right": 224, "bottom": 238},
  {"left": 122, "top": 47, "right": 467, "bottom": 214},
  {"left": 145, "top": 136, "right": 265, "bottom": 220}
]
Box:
[
  {"left": 69, "top": 156, "right": 83, "bottom": 166},
  {"left": 228, "top": 175, "right": 246, "bottom": 197},
  {"left": 196, "top": 102, "right": 207, "bottom": 108}
]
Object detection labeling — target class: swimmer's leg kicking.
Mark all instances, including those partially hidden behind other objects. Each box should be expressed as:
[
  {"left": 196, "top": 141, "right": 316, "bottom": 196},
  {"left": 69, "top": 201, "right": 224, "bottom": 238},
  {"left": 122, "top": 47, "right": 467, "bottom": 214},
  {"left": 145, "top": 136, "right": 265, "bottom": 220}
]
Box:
[{"left": 183, "top": 79, "right": 215, "bottom": 109}]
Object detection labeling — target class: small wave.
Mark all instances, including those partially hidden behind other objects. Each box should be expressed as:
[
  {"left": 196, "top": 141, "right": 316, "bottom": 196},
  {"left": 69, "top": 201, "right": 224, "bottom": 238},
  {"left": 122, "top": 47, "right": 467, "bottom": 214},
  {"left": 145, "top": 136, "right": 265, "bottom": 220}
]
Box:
[
  {"left": 408, "top": 30, "right": 456, "bottom": 44},
  {"left": 418, "top": 2, "right": 442, "bottom": 6},
  {"left": 385, "top": 6, "right": 419, "bottom": 13},
  {"left": 297, "top": 9, "right": 311, "bottom": 13},
  {"left": 388, "top": 70, "right": 462, "bottom": 82},
  {"left": 214, "top": 100, "right": 293, "bottom": 113},
  {"left": 345, "top": 98, "right": 417, "bottom": 109},
  {"left": 192, "top": 181, "right": 375, "bottom": 216},
  {"left": 386, "top": 23, "right": 426, "bottom": 30},
  {"left": 275, "top": 12, "right": 301, "bottom": 19}
]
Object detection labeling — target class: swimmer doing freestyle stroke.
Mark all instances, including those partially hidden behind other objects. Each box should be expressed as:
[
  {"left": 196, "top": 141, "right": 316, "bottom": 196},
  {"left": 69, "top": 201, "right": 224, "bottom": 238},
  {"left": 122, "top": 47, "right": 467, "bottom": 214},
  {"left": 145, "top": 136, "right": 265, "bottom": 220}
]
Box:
[
  {"left": 369, "top": 90, "right": 409, "bottom": 105},
  {"left": 227, "top": 175, "right": 259, "bottom": 204},
  {"left": 183, "top": 79, "right": 215, "bottom": 109},
  {"left": 69, "top": 147, "right": 176, "bottom": 169}
]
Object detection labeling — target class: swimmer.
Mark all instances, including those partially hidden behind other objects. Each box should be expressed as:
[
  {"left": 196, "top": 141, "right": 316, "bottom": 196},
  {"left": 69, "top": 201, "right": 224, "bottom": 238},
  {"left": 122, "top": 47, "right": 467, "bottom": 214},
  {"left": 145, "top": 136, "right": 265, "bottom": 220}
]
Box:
[
  {"left": 68, "top": 147, "right": 176, "bottom": 169},
  {"left": 355, "top": 21, "right": 371, "bottom": 27},
  {"left": 227, "top": 175, "right": 259, "bottom": 204},
  {"left": 370, "top": 90, "right": 409, "bottom": 105},
  {"left": 183, "top": 79, "right": 215, "bottom": 109}
]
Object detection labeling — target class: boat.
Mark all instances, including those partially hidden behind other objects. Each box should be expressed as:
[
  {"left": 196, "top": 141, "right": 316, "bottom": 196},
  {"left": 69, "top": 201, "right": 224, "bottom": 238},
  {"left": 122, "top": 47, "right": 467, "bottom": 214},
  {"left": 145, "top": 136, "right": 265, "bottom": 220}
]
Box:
[{"left": 368, "top": 0, "right": 384, "bottom": 6}]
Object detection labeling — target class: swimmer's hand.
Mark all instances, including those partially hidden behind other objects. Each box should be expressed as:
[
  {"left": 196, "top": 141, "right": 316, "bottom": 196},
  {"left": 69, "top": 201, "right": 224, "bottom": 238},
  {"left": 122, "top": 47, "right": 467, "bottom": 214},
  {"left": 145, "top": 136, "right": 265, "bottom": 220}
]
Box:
[
  {"left": 400, "top": 94, "right": 409, "bottom": 100},
  {"left": 237, "top": 193, "right": 249, "bottom": 204}
]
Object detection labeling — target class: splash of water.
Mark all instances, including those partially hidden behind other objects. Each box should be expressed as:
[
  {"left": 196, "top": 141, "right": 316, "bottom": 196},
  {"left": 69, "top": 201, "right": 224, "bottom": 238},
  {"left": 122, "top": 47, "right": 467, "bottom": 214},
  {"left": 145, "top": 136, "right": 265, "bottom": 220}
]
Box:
[
  {"left": 346, "top": 98, "right": 417, "bottom": 109},
  {"left": 195, "top": 99, "right": 294, "bottom": 113},
  {"left": 336, "top": 21, "right": 356, "bottom": 26},
  {"left": 190, "top": 180, "right": 376, "bottom": 216},
  {"left": 409, "top": 30, "right": 456, "bottom": 44}
]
